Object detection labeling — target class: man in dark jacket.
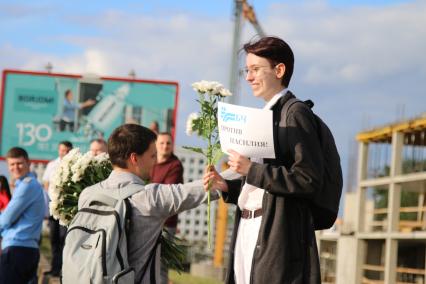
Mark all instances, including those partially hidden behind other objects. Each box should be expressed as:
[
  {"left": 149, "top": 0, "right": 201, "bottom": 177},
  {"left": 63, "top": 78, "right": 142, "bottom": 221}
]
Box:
[{"left": 204, "top": 36, "right": 323, "bottom": 283}]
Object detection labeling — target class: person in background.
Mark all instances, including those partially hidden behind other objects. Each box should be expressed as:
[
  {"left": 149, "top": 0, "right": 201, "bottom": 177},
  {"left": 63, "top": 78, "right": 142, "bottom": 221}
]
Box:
[
  {"left": 42, "top": 141, "right": 73, "bottom": 277},
  {"left": 0, "top": 175, "right": 11, "bottom": 255},
  {"left": 89, "top": 138, "right": 108, "bottom": 156},
  {"left": 150, "top": 132, "right": 183, "bottom": 284},
  {"left": 0, "top": 176, "right": 11, "bottom": 213},
  {"left": 61, "top": 89, "right": 95, "bottom": 132},
  {"left": 0, "top": 147, "right": 45, "bottom": 284},
  {"left": 149, "top": 120, "right": 159, "bottom": 134}
]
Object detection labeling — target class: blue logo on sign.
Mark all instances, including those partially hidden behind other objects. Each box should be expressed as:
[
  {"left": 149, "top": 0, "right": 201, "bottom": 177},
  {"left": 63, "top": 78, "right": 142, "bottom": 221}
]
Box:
[{"left": 220, "top": 107, "right": 247, "bottom": 123}]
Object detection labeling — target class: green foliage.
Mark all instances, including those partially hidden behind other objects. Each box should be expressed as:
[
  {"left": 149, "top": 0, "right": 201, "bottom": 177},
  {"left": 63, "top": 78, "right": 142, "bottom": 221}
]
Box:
[
  {"left": 182, "top": 146, "right": 205, "bottom": 156},
  {"left": 161, "top": 230, "right": 187, "bottom": 273}
]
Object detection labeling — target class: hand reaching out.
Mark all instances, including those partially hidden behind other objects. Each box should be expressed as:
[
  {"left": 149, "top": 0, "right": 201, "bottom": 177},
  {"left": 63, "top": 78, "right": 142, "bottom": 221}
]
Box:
[{"left": 203, "top": 166, "right": 228, "bottom": 192}]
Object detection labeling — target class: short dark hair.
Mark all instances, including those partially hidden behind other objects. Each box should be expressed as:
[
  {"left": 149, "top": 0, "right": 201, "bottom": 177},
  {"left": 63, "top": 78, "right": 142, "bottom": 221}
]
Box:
[
  {"left": 65, "top": 89, "right": 72, "bottom": 98},
  {"left": 0, "top": 175, "right": 11, "bottom": 200},
  {"left": 59, "top": 141, "right": 73, "bottom": 149},
  {"left": 90, "top": 138, "right": 107, "bottom": 146},
  {"left": 243, "top": 36, "right": 294, "bottom": 87},
  {"left": 108, "top": 124, "right": 157, "bottom": 168},
  {"left": 158, "top": 132, "right": 173, "bottom": 139},
  {"left": 6, "top": 147, "right": 29, "bottom": 160}
]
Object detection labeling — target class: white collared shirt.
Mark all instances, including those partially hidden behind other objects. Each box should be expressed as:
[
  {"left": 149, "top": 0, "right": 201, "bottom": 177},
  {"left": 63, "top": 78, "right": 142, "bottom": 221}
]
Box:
[
  {"left": 237, "top": 88, "right": 287, "bottom": 211},
  {"left": 234, "top": 88, "right": 287, "bottom": 284}
]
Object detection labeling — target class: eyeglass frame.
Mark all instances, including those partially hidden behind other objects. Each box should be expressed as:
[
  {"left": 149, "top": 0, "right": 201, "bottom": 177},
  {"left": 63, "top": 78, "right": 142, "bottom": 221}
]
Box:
[{"left": 243, "top": 63, "right": 281, "bottom": 76}]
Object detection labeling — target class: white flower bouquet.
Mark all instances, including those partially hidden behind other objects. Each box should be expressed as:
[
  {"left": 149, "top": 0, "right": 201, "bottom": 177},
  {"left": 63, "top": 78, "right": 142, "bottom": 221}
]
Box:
[
  {"left": 49, "top": 149, "right": 112, "bottom": 226},
  {"left": 185, "top": 80, "right": 232, "bottom": 247}
]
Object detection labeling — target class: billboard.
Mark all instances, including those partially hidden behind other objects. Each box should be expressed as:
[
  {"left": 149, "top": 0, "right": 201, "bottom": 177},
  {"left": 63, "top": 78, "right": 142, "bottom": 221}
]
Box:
[{"left": 0, "top": 70, "right": 179, "bottom": 162}]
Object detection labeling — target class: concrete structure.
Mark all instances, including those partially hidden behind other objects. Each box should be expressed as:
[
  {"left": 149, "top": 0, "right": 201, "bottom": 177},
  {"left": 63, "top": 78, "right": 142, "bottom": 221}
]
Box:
[{"left": 317, "top": 114, "right": 426, "bottom": 284}]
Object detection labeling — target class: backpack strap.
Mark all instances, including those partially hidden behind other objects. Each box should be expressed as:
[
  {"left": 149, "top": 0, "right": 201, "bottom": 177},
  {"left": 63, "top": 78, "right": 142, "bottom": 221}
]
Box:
[
  {"left": 136, "top": 232, "right": 162, "bottom": 283},
  {"left": 121, "top": 183, "right": 161, "bottom": 282},
  {"left": 273, "top": 94, "right": 316, "bottom": 163},
  {"left": 88, "top": 193, "right": 118, "bottom": 208},
  {"left": 120, "top": 183, "right": 145, "bottom": 199},
  {"left": 273, "top": 96, "right": 302, "bottom": 162}
]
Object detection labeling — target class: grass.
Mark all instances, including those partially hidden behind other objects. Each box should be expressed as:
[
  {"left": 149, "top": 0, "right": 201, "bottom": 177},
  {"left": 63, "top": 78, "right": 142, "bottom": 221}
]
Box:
[
  {"left": 40, "top": 232, "right": 223, "bottom": 284},
  {"left": 169, "top": 270, "right": 223, "bottom": 284}
]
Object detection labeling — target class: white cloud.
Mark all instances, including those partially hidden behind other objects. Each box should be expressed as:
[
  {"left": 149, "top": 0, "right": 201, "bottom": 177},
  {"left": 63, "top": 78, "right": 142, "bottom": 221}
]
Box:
[{"left": 1, "top": 1, "right": 425, "bottom": 188}]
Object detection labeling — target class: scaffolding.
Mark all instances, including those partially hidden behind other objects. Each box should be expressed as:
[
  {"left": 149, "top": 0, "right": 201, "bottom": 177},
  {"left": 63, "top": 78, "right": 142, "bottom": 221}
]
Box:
[{"left": 317, "top": 113, "right": 426, "bottom": 284}]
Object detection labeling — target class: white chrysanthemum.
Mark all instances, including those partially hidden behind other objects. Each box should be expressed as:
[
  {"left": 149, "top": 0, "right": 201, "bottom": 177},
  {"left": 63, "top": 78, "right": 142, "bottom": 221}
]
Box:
[
  {"left": 192, "top": 80, "right": 231, "bottom": 97},
  {"left": 49, "top": 198, "right": 58, "bottom": 215},
  {"left": 50, "top": 169, "right": 62, "bottom": 189},
  {"left": 219, "top": 87, "right": 232, "bottom": 97},
  {"left": 94, "top": 152, "right": 109, "bottom": 164},
  {"left": 62, "top": 148, "right": 82, "bottom": 164},
  {"left": 208, "top": 81, "right": 223, "bottom": 94},
  {"left": 60, "top": 165, "right": 71, "bottom": 184},
  {"left": 71, "top": 151, "right": 95, "bottom": 182},
  {"left": 59, "top": 215, "right": 69, "bottom": 226},
  {"left": 185, "top": 112, "right": 199, "bottom": 136}
]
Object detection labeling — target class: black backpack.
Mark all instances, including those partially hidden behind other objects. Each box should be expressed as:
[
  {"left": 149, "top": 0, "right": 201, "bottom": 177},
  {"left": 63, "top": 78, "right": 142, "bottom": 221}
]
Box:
[{"left": 275, "top": 94, "right": 343, "bottom": 230}]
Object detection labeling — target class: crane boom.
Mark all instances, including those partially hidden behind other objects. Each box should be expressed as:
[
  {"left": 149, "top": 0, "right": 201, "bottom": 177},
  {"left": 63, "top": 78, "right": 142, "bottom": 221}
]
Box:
[
  {"left": 242, "top": 0, "right": 266, "bottom": 37},
  {"left": 215, "top": 0, "right": 266, "bottom": 268}
]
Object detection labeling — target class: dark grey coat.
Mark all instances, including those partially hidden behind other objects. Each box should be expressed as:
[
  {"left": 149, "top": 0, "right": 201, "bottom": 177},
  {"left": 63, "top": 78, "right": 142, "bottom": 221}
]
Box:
[{"left": 223, "top": 91, "right": 322, "bottom": 284}]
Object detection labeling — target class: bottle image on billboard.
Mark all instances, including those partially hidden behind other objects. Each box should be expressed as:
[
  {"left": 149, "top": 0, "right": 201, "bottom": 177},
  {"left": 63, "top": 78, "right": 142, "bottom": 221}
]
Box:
[{"left": 87, "top": 84, "right": 130, "bottom": 132}]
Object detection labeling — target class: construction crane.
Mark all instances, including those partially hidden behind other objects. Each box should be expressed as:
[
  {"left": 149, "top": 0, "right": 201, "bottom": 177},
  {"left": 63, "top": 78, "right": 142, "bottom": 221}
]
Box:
[
  {"left": 214, "top": 0, "right": 266, "bottom": 268},
  {"left": 227, "top": 0, "right": 266, "bottom": 104}
]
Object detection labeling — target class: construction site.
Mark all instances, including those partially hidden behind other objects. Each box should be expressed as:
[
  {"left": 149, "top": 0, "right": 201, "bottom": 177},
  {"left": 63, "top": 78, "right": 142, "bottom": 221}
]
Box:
[{"left": 318, "top": 114, "right": 426, "bottom": 284}]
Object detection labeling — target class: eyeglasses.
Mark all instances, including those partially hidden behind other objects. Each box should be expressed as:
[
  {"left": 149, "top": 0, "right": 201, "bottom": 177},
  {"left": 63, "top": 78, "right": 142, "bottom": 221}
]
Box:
[{"left": 243, "top": 65, "right": 275, "bottom": 76}]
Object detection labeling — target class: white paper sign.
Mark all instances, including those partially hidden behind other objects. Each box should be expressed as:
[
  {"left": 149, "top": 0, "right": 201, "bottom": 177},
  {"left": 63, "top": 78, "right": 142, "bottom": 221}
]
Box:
[{"left": 218, "top": 102, "right": 275, "bottom": 159}]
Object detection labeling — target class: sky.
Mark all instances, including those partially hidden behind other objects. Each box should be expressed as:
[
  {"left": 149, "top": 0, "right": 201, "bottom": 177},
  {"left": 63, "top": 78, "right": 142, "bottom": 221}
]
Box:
[{"left": 0, "top": 0, "right": 425, "bottom": 194}]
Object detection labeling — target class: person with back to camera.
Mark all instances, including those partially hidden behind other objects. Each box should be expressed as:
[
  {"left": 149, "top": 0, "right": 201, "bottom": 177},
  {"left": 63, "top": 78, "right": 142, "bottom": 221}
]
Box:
[{"left": 62, "top": 124, "right": 227, "bottom": 283}]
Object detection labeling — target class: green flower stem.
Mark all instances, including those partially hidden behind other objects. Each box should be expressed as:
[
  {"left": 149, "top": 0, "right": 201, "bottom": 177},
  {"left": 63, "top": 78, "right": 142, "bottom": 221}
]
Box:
[{"left": 207, "top": 93, "right": 214, "bottom": 249}]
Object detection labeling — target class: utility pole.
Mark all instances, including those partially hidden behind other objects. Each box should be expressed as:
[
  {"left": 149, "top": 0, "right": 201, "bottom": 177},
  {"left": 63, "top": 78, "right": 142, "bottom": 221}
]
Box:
[
  {"left": 227, "top": 0, "right": 244, "bottom": 105},
  {"left": 227, "top": 0, "right": 266, "bottom": 104},
  {"left": 215, "top": 0, "right": 266, "bottom": 269}
]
